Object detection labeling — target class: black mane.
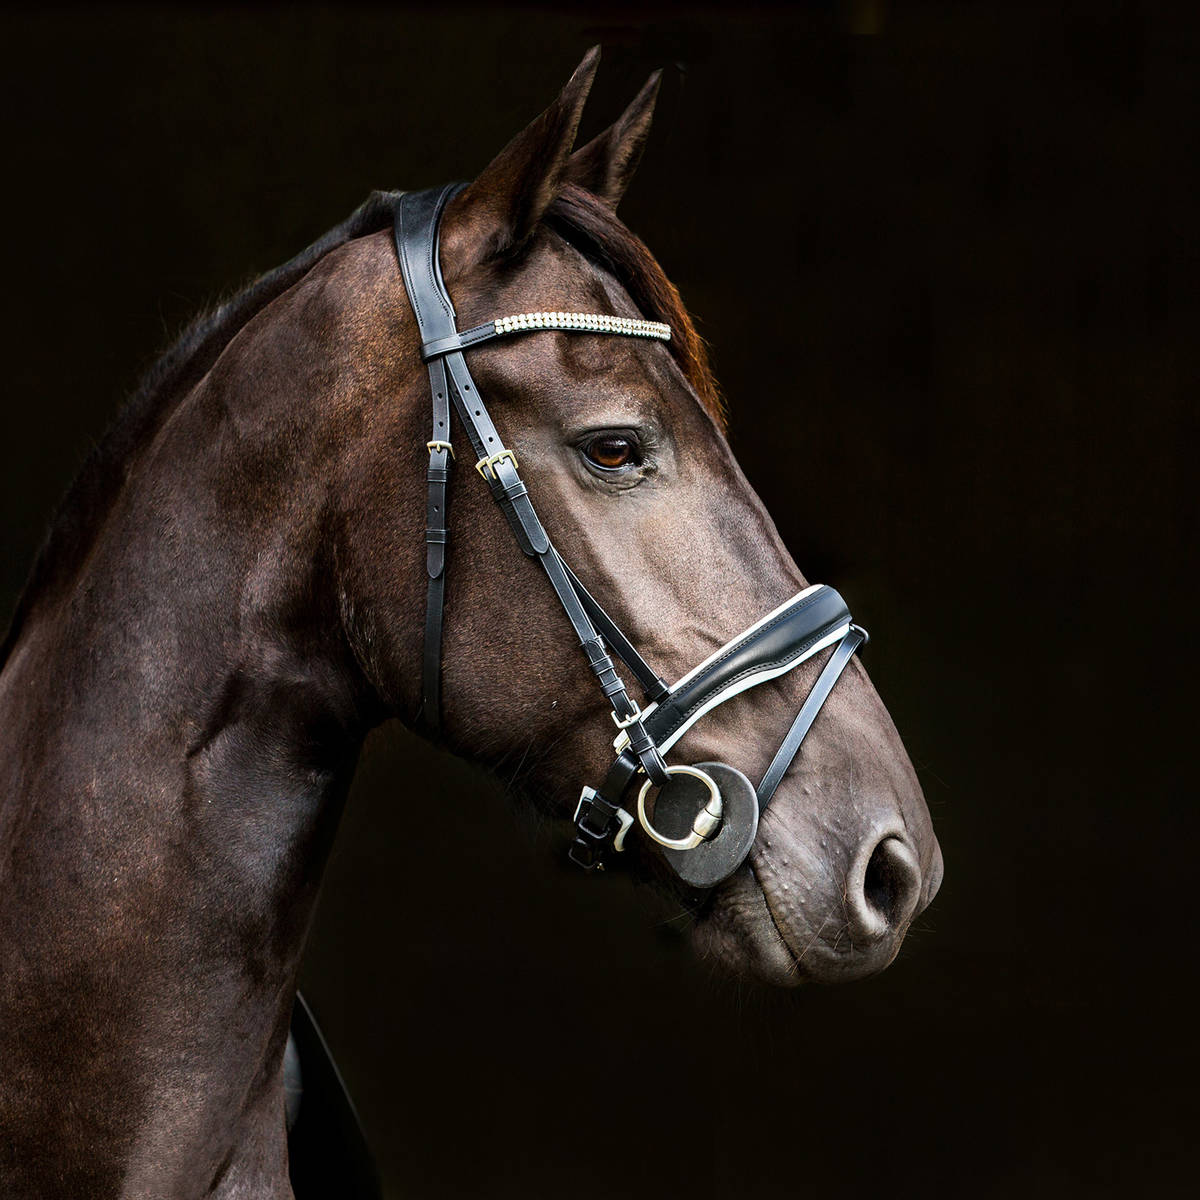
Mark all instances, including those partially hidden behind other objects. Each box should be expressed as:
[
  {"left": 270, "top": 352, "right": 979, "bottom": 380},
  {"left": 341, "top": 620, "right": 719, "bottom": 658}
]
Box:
[{"left": 0, "top": 191, "right": 402, "bottom": 668}]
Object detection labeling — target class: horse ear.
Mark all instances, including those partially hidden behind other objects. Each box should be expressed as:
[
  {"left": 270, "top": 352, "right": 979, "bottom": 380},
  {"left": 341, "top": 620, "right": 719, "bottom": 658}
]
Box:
[
  {"left": 446, "top": 47, "right": 599, "bottom": 260},
  {"left": 566, "top": 71, "right": 661, "bottom": 209}
]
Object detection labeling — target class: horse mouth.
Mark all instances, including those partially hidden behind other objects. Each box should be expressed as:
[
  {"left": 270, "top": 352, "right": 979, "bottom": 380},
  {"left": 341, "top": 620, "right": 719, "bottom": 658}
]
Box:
[
  {"left": 750, "top": 858, "right": 809, "bottom": 974},
  {"left": 687, "top": 864, "right": 812, "bottom": 986},
  {"left": 689, "top": 829, "right": 932, "bottom": 987}
]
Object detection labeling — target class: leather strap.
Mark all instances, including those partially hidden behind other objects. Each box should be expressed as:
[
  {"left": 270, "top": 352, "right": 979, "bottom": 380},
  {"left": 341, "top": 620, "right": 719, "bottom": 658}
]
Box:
[
  {"left": 394, "top": 185, "right": 461, "bottom": 343},
  {"left": 756, "top": 625, "right": 867, "bottom": 810},
  {"left": 642, "top": 586, "right": 851, "bottom": 754},
  {"left": 394, "top": 185, "right": 462, "bottom": 732},
  {"left": 555, "top": 552, "right": 670, "bottom": 704},
  {"left": 420, "top": 322, "right": 501, "bottom": 361},
  {"left": 393, "top": 187, "right": 668, "bottom": 785}
]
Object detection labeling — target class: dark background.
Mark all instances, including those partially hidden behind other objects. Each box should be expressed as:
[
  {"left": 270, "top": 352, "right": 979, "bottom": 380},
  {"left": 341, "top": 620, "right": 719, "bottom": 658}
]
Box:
[{"left": 1, "top": 2, "right": 1194, "bottom": 1196}]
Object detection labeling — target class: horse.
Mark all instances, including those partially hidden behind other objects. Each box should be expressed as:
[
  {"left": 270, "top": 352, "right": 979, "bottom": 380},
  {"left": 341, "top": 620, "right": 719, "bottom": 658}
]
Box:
[{"left": 0, "top": 48, "right": 941, "bottom": 1199}]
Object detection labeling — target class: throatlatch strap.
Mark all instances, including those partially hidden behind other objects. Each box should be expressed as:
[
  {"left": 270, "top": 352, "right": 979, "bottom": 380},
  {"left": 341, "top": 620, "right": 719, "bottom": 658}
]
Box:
[
  {"left": 420, "top": 355, "right": 452, "bottom": 729},
  {"left": 394, "top": 185, "right": 462, "bottom": 733}
]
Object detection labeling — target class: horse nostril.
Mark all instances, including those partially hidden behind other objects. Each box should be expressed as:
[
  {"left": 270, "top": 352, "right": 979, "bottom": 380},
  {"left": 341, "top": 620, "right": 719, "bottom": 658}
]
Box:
[
  {"left": 847, "top": 833, "right": 922, "bottom": 942},
  {"left": 863, "top": 840, "right": 903, "bottom": 918}
]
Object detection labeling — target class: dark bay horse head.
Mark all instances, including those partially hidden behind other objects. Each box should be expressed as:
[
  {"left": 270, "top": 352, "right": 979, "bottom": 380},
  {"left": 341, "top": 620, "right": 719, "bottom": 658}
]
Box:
[
  {"left": 335, "top": 50, "right": 942, "bottom": 983},
  {"left": 0, "top": 46, "right": 940, "bottom": 1197}
]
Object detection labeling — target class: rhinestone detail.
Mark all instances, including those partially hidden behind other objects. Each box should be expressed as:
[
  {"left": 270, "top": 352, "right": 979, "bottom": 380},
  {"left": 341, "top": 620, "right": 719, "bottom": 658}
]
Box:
[{"left": 493, "top": 312, "right": 670, "bottom": 342}]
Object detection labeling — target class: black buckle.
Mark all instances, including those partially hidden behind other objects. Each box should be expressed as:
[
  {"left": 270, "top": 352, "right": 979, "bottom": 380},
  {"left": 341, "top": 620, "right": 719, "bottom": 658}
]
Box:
[{"left": 569, "top": 789, "right": 634, "bottom": 871}]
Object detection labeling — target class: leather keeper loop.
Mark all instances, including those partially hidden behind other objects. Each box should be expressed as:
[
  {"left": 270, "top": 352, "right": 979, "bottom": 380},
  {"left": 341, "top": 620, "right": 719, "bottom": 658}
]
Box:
[
  {"left": 598, "top": 674, "right": 625, "bottom": 701},
  {"left": 580, "top": 636, "right": 610, "bottom": 667},
  {"left": 628, "top": 733, "right": 669, "bottom": 786},
  {"left": 420, "top": 321, "right": 498, "bottom": 361},
  {"left": 495, "top": 480, "right": 529, "bottom": 503}
]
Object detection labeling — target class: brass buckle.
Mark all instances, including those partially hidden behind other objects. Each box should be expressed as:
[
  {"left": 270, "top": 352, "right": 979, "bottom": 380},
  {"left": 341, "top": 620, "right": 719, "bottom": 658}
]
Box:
[
  {"left": 426, "top": 440, "right": 455, "bottom": 459},
  {"left": 475, "top": 448, "right": 519, "bottom": 481}
]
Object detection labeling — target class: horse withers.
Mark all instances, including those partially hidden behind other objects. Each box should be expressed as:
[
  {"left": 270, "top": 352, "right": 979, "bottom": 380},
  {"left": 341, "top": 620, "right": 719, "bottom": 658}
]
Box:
[{"left": 0, "top": 48, "right": 940, "bottom": 1199}]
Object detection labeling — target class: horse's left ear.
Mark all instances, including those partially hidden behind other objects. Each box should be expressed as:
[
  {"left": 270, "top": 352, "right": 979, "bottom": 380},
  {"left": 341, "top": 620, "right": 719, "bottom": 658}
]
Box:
[
  {"left": 566, "top": 70, "right": 661, "bottom": 209},
  {"left": 446, "top": 47, "right": 599, "bottom": 261}
]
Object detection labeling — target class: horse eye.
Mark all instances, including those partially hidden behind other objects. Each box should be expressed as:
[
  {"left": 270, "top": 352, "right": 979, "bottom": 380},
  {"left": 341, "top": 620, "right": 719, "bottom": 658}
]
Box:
[{"left": 582, "top": 434, "right": 639, "bottom": 471}]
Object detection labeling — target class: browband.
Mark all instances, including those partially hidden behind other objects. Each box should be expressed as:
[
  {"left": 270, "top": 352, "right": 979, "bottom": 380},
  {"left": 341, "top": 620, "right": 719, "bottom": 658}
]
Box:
[{"left": 421, "top": 312, "right": 670, "bottom": 362}]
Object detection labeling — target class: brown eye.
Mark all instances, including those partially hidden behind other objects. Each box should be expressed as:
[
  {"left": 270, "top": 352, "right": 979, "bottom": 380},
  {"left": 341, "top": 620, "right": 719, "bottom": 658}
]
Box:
[{"left": 583, "top": 434, "right": 638, "bottom": 471}]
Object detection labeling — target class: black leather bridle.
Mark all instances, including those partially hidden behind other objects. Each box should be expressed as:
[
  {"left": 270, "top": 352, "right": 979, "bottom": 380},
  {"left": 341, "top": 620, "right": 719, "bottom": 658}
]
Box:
[{"left": 394, "top": 184, "right": 867, "bottom": 888}]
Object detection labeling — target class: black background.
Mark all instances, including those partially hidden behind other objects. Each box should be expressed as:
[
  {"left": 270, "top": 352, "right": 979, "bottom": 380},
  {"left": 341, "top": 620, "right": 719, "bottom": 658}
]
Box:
[{"left": 0, "top": 3, "right": 1194, "bottom": 1197}]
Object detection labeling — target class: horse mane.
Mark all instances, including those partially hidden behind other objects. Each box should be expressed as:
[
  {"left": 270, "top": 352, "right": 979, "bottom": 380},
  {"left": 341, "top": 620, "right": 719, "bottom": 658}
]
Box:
[
  {"left": 1, "top": 183, "right": 722, "bottom": 668},
  {"left": 0, "top": 190, "right": 402, "bottom": 667}
]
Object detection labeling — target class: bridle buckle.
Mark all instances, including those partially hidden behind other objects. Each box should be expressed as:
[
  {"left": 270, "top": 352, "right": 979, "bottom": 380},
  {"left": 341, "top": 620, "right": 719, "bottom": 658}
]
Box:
[
  {"left": 475, "top": 448, "right": 519, "bottom": 481},
  {"left": 570, "top": 787, "right": 635, "bottom": 869},
  {"left": 610, "top": 701, "right": 644, "bottom": 731},
  {"left": 612, "top": 701, "right": 658, "bottom": 751},
  {"left": 427, "top": 440, "right": 455, "bottom": 459}
]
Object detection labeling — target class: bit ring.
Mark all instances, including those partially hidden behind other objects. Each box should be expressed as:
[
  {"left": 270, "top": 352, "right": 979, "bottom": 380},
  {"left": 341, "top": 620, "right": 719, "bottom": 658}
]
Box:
[{"left": 636, "top": 765, "right": 723, "bottom": 851}]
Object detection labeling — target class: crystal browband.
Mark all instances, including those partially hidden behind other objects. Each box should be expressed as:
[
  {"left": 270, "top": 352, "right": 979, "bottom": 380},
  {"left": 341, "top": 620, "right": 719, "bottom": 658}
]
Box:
[
  {"left": 418, "top": 310, "right": 671, "bottom": 361},
  {"left": 494, "top": 312, "right": 671, "bottom": 340}
]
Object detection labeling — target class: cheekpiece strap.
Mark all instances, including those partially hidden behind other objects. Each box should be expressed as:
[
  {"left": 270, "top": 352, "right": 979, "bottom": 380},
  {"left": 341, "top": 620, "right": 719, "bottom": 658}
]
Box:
[{"left": 393, "top": 186, "right": 669, "bottom": 785}]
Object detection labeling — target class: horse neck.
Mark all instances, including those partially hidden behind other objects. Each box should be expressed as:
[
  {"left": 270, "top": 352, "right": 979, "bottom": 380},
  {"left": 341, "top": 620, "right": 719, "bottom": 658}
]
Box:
[
  {"left": 1, "top": 231, "right": 414, "bottom": 839},
  {"left": 0, "top": 230, "right": 424, "bottom": 1183}
]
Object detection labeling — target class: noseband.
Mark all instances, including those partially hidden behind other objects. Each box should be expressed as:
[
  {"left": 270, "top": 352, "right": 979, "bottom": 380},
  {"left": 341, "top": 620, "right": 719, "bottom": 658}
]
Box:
[{"left": 394, "top": 184, "right": 866, "bottom": 888}]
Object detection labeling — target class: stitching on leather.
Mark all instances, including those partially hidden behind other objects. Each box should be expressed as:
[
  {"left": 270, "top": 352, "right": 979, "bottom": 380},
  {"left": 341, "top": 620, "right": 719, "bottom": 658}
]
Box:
[
  {"left": 460, "top": 323, "right": 494, "bottom": 346},
  {"left": 672, "top": 592, "right": 825, "bottom": 697},
  {"left": 424, "top": 187, "right": 456, "bottom": 325},
  {"left": 656, "top": 618, "right": 843, "bottom": 732},
  {"left": 401, "top": 187, "right": 457, "bottom": 336},
  {"left": 399, "top": 230, "right": 424, "bottom": 329}
]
